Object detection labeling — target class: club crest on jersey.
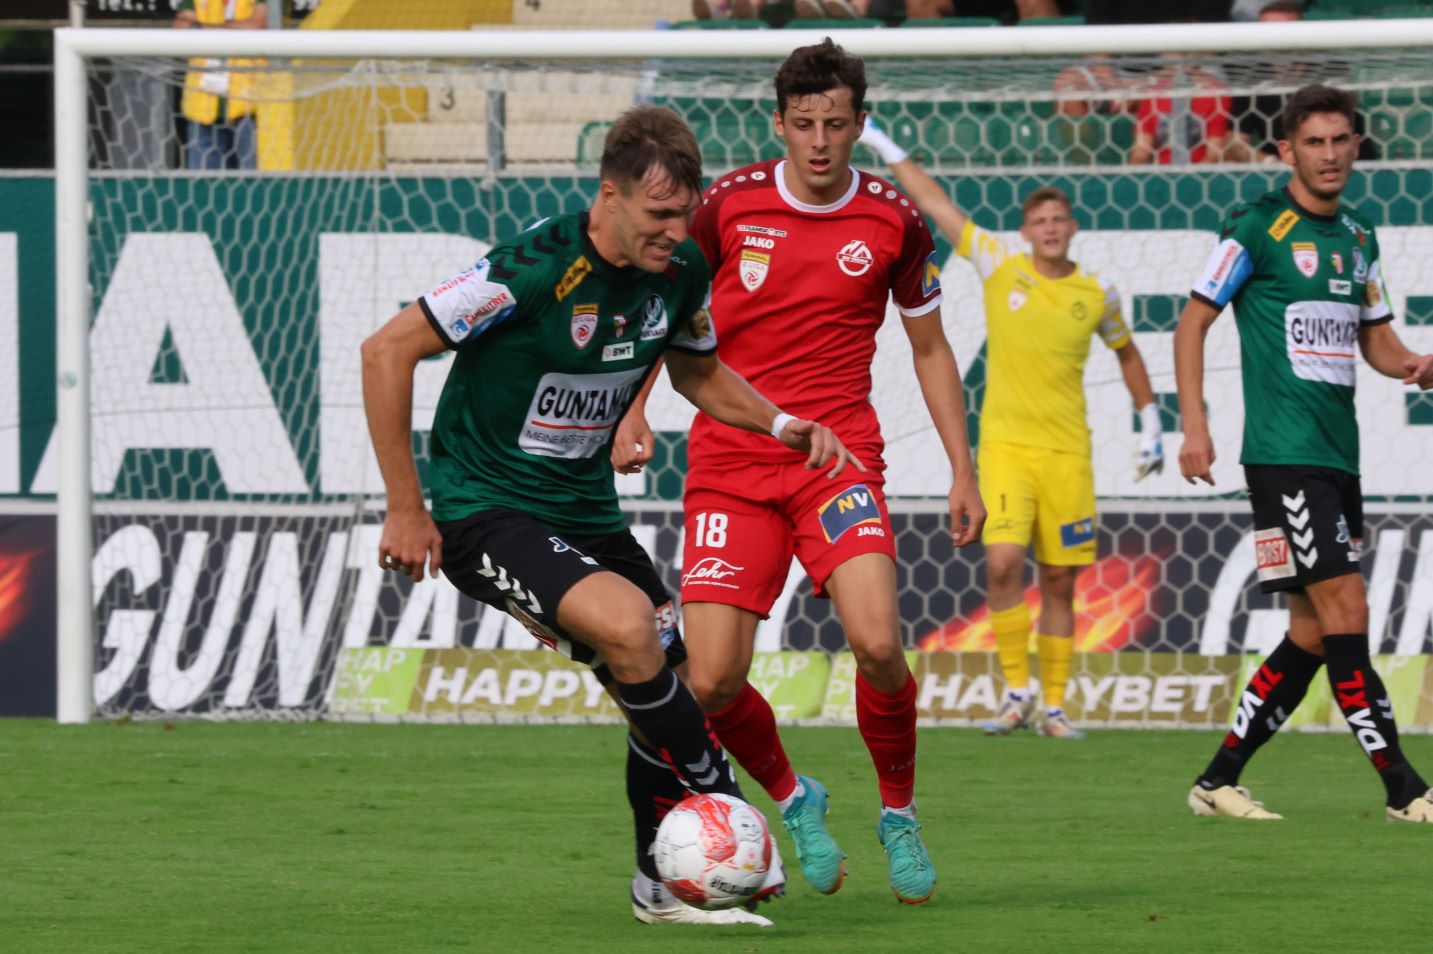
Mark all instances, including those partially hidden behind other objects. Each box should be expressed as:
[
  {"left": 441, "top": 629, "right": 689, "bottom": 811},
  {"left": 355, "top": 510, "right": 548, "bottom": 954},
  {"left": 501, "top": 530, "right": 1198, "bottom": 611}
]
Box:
[
  {"left": 836, "top": 240, "right": 874, "bottom": 277},
  {"left": 1330, "top": 252, "right": 1343, "bottom": 274},
  {"left": 1292, "top": 242, "right": 1318, "bottom": 278},
  {"left": 1007, "top": 289, "right": 1028, "bottom": 312},
  {"left": 739, "top": 249, "right": 770, "bottom": 292},
  {"left": 640, "top": 293, "right": 668, "bottom": 340},
  {"left": 817, "top": 484, "right": 883, "bottom": 543},
  {"left": 570, "top": 304, "right": 599, "bottom": 349},
  {"left": 1353, "top": 247, "right": 1368, "bottom": 282}
]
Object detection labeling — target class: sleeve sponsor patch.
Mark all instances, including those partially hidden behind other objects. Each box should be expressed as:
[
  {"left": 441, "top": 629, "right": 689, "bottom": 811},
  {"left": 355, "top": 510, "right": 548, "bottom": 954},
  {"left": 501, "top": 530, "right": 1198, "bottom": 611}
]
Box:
[
  {"left": 921, "top": 249, "right": 942, "bottom": 297},
  {"left": 1254, "top": 527, "right": 1296, "bottom": 582},
  {"left": 420, "top": 259, "right": 518, "bottom": 346},
  {"left": 669, "top": 287, "right": 719, "bottom": 352},
  {"left": 1192, "top": 237, "right": 1253, "bottom": 308},
  {"left": 817, "top": 484, "right": 886, "bottom": 543}
]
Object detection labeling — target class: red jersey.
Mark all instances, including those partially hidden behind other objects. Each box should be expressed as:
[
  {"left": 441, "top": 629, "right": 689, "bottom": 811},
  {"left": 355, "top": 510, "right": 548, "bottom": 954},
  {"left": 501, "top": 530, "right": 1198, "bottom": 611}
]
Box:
[
  {"left": 1135, "top": 74, "right": 1231, "bottom": 164},
  {"left": 688, "top": 159, "right": 942, "bottom": 469}
]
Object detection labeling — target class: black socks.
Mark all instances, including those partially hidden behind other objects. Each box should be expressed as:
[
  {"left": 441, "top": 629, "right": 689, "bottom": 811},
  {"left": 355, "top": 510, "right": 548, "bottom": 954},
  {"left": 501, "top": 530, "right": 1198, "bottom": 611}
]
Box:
[{"left": 1323, "top": 634, "right": 1428, "bottom": 809}]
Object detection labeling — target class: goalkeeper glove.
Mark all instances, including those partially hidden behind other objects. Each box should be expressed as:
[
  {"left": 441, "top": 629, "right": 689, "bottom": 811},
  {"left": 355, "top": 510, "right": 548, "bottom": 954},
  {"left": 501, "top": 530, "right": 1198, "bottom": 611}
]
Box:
[
  {"left": 1135, "top": 403, "right": 1164, "bottom": 482},
  {"left": 859, "top": 118, "right": 908, "bottom": 165}
]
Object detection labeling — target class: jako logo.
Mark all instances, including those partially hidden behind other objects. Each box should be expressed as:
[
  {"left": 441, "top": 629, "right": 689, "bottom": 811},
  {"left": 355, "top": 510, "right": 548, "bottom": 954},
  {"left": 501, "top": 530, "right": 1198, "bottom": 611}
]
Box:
[
  {"left": 742, "top": 235, "right": 775, "bottom": 250},
  {"left": 681, "top": 557, "right": 744, "bottom": 587}
]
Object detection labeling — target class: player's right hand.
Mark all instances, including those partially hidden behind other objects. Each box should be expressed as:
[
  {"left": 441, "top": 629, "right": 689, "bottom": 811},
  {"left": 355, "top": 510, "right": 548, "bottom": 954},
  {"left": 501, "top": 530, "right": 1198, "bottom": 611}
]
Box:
[
  {"left": 778, "top": 418, "right": 867, "bottom": 479},
  {"left": 378, "top": 507, "right": 444, "bottom": 582},
  {"left": 1178, "top": 428, "right": 1216, "bottom": 486},
  {"left": 610, "top": 410, "right": 654, "bottom": 475}
]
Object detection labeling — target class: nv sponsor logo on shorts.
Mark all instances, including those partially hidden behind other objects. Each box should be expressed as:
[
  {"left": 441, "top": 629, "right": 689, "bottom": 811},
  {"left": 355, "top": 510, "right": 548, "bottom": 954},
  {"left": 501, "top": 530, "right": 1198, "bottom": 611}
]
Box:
[
  {"left": 1059, "top": 518, "right": 1095, "bottom": 548},
  {"left": 817, "top": 484, "right": 883, "bottom": 543},
  {"left": 681, "top": 557, "right": 745, "bottom": 589},
  {"left": 1254, "top": 527, "right": 1296, "bottom": 582}
]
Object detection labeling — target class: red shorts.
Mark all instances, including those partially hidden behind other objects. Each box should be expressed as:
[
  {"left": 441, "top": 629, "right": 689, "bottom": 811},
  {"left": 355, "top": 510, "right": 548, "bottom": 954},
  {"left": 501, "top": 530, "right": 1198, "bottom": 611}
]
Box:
[{"left": 680, "top": 458, "right": 896, "bottom": 617}]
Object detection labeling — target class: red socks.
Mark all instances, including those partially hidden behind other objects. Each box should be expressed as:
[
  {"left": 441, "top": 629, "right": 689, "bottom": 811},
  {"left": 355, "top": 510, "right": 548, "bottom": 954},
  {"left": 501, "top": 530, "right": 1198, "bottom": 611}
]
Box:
[
  {"left": 707, "top": 682, "right": 798, "bottom": 802},
  {"left": 856, "top": 671, "right": 918, "bottom": 809}
]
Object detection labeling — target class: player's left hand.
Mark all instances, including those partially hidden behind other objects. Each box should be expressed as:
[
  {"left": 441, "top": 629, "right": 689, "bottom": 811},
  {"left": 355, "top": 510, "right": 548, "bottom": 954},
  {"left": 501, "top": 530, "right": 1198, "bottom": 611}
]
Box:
[
  {"left": 1403, "top": 353, "right": 1433, "bottom": 390},
  {"left": 610, "top": 410, "right": 654, "bottom": 475},
  {"left": 948, "top": 470, "right": 986, "bottom": 548},
  {"left": 1135, "top": 431, "right": 1164, "bottom": 482},
  {"left": 777, "top": 418, "right": 868, "bottom": 478}
]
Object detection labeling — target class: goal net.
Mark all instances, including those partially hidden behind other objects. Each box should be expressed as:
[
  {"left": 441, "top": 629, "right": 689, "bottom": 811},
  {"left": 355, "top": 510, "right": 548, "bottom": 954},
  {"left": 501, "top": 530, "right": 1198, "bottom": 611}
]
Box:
[{"left": 52, "top": 23, "right": 1433, "bottom": 727}]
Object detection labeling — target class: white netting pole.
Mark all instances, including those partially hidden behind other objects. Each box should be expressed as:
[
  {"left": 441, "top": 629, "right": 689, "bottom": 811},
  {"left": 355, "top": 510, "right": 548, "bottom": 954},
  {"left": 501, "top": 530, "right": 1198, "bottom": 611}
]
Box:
[
  {"left": 55, "top": 30, "right": 93, "bottom": 725},
  {"left": 55, "top": 19, "right": 1433, "bottom": 60}
]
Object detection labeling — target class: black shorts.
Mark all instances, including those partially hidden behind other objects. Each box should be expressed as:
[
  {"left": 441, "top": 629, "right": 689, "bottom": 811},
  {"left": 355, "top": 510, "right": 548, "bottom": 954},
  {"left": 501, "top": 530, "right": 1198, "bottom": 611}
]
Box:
[
  {"left": 436, "top": 508, "right": 685, "bottom": 684},
  {"left": 1245, "top": 464, "right": 1364, "bottom": 594}
]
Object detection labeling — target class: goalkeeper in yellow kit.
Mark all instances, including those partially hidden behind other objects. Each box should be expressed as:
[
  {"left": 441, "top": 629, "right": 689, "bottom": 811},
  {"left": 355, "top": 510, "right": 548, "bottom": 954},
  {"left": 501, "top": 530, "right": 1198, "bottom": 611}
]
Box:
[{"left": 861, "top": 121, "right": 1162, "bottom": 737}]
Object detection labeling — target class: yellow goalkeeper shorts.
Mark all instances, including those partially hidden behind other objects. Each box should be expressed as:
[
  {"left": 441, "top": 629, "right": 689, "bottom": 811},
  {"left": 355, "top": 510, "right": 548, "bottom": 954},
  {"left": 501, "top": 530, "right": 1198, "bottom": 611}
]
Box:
[{"left": 977, "top": 440, "right": 1097, "bottom": 566}]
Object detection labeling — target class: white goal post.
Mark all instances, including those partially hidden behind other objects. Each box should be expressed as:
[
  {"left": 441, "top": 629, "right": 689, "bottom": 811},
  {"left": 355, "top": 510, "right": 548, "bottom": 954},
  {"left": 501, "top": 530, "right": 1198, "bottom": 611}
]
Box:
[{"left": 51, "top": 20, "right": 1433, "bottom": 724}]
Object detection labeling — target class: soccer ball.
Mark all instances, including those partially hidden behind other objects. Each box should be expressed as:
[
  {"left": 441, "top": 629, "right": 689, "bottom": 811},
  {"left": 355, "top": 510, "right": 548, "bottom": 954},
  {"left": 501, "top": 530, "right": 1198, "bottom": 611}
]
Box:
[{"left": 653, "top": 792, "right": 774, "bottom": 910}]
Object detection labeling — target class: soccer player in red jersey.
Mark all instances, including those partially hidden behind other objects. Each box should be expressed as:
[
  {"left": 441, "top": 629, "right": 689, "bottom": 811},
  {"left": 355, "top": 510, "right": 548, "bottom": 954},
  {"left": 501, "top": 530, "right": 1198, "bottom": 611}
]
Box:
[{"left": 616, "top": 40, "right": 985, "bottom": 904}]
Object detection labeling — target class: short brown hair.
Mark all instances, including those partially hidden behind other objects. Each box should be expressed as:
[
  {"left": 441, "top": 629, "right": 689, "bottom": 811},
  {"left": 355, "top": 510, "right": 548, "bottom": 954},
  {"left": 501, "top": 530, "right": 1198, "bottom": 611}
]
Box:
[
  {"left": 774, "top": 38, "right": 867, "bottom": 115},
  {"left": 600, "top": 106, "right": 702, "bottom": 198},
  {"left": 1281, "top": 84, "right": 1357, "bottom": 139},
  {"left": 1021, "top": 186, "right": 1073, "bottom": 219}
]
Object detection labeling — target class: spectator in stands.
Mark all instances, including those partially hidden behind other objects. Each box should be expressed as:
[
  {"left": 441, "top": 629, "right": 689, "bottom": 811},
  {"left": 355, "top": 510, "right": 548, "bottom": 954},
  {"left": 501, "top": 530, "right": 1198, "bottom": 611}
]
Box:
[
  {"left": 1221, "top": 2, "right": 1379, "bottom": 162},
  {"left": 173, "top": 0, "right": 268, "bottom": 170},
  {"left": 1230, "top": 0, "right": 1303, "bottom": 18},
  {"left": 1084, "top": 0, "right": 1229, "bottom": 22},
  {"left": 898, "top": 0, "right": 1063, "bottom": 21},
  {"left": 1128, "top": 52, "right": 1232, "bottom": 164}
]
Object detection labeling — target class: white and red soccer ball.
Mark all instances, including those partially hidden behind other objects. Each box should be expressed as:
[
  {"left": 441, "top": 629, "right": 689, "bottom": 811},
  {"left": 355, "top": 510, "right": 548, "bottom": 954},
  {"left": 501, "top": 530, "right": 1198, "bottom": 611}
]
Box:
[{"left": 653, "top": 793, "right": 774, "bottom": 910}]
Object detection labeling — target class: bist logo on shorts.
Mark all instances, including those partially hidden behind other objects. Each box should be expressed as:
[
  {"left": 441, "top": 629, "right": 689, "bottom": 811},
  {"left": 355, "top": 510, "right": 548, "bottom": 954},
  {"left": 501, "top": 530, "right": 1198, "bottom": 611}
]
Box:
[{"left": 1254, "top": 527, "right": 1296, "bottom": 581}]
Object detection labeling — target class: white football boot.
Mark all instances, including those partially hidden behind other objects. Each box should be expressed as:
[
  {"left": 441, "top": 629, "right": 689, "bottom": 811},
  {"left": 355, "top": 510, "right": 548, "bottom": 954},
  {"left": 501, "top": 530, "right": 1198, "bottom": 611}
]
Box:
[
  {"left": 1187, "top": 784, "right": 1283, "bottom": 820},
  {"left": 630, "top": 871, "right": 774, "bottom": 927},
  {"left": 1387, "top": 788, "right": 1433, "bottom": 823}
]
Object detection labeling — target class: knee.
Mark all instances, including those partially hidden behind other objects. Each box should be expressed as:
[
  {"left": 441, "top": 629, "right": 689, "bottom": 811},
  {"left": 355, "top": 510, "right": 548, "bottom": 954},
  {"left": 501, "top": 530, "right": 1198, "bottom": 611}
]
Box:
[
  {"left": 852, "top": 635, "right": 908, "bottom": 685},
  {"left": 1039, "top": 566, "right": 1077, "bottom": 604},
  {"left": 589, "top": 605, "right": 662, "bottom": 681},
  {"left": 987, "top": 559, "right": 1023, "bottom": 594},
  {"left": 687, "top": 664, "right": 746, "bottom": 713}
]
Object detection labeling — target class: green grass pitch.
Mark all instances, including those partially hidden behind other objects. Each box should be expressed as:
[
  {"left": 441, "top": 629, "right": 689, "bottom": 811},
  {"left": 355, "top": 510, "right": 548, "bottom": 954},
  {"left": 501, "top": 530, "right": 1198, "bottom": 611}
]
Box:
[{"left": 3, "top": 720, "right": 1430, "bottom": 953}]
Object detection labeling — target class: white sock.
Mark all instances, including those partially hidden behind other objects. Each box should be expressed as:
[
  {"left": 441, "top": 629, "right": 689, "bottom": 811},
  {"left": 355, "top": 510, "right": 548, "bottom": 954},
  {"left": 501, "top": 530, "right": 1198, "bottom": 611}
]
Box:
[
  {"left": 775, "top": 777, "right": 806, "bottom": 814},
  {"left": 1008, "top": 689, "right": 1032, "bottom": 704},
  {"left": 882, "top": 799, "right": 918, "bottom": 820},
  {"left": 633, "top": 869, "right": 672, "bottom": 907},
  {"left": 1047, "top": 706, "right": 1065, "bottom": 719}
]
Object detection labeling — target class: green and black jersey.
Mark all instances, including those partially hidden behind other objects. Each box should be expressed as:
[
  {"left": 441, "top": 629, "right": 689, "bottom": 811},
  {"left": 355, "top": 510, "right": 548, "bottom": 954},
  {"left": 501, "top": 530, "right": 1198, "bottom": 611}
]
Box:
[
  {"left": 419, "top": 212, "right": 716, "bottom": 534},
  {"left": 1190, "top": 187, "right": 1393, "bottom": 475}
]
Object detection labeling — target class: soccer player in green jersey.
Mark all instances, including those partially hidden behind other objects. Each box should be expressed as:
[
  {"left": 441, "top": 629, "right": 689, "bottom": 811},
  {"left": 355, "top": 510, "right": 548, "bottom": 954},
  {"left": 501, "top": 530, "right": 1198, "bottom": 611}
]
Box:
[
  {"left": 361, "top": 106, "right": 861, "bottom": 924},
  {"left": 1175, "top": 85, "right": 1433, "bottom": 822}
]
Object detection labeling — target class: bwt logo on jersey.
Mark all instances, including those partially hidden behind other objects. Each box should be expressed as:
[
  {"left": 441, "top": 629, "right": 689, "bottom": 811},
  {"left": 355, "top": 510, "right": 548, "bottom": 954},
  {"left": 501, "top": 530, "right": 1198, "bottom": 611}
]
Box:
[
  {"left": 520, "top": 368, "right": 644, "bottom": 459},
  {"left": 818, "top": 485, "right": 883, "bottom": 543},
  {"left": 682, "top": 557, "right": 745, "bottom": 589},
  {"left": 836, "top": 240, "right": 873, "bottom": 277}
]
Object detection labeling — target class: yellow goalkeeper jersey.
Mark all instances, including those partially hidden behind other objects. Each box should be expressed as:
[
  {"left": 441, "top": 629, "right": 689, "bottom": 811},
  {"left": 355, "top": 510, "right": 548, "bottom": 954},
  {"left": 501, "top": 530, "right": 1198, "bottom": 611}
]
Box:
[{"left": 958, "top": 220, "right": 1131, "bottom": 456}]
